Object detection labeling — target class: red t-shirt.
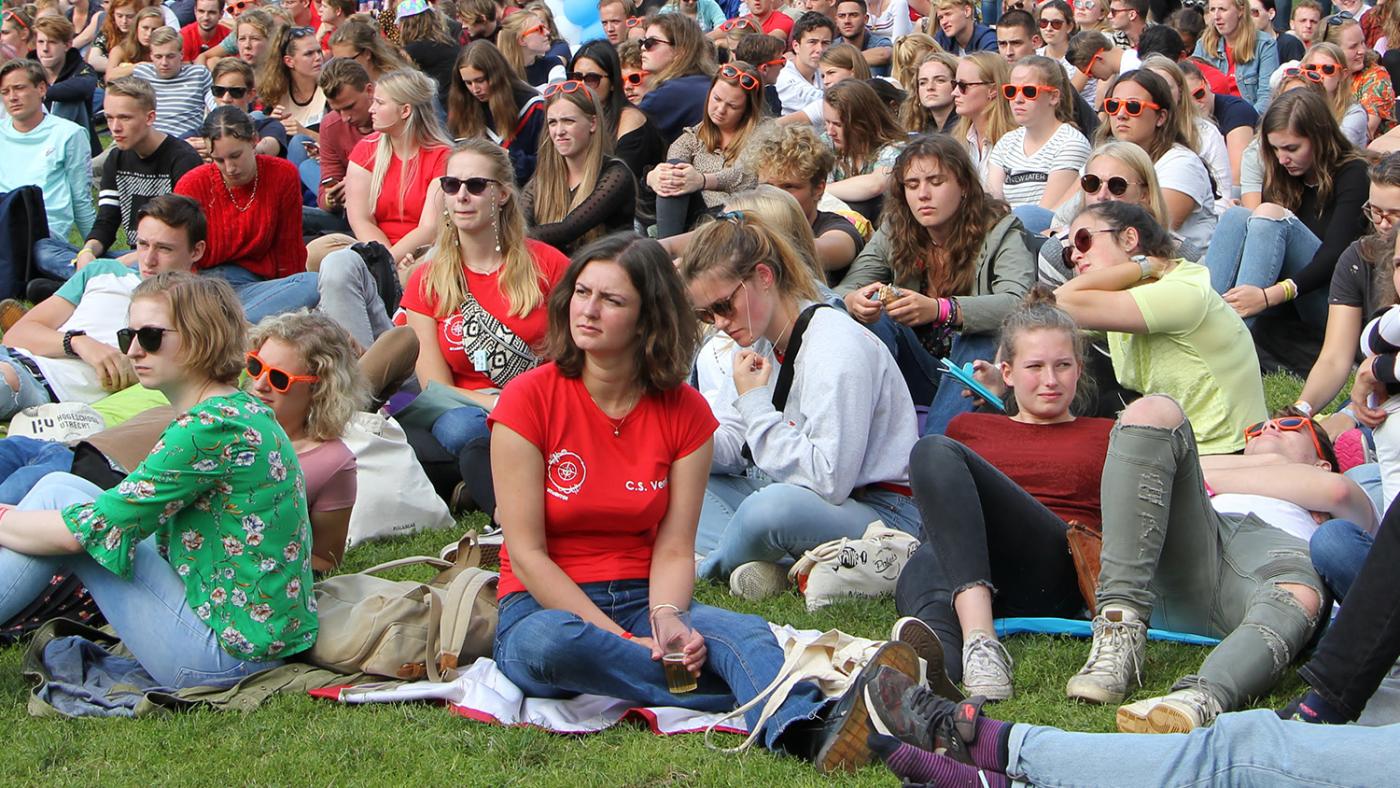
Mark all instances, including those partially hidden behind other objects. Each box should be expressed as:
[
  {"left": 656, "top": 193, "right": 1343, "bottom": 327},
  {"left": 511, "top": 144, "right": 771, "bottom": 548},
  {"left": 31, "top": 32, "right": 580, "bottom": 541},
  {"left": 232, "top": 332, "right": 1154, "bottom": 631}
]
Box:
[
  {"left": 488, "top": 364, "right": 718, "bottom": 597},
  {"left": 398, "top": 240, "right": 569, "bottom": 391},
  {"left": 347, "top": 135, "right": 452, "bottom": 246},
  {"left": 756, "top": 10, "right": 794, "bottom": 38},
  {"left": 946, "top": 413, "right": 1113, "bottom": 530},
  {"left": 180, "top": 22, "right": 229, "bottom": 62}
]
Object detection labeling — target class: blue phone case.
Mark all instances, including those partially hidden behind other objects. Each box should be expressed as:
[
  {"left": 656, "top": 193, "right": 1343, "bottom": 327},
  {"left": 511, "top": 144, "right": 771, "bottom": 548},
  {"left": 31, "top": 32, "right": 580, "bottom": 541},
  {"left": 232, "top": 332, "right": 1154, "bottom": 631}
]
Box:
[{"left": 939, "top": 359, "right": 1007, "bottom": 412}]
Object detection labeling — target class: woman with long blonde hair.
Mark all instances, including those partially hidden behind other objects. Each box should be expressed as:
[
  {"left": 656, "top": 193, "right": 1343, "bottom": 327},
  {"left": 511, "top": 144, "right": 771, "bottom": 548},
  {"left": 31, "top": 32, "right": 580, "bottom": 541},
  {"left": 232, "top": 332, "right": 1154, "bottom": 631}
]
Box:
[
  {"left": 953, "top": 52, "right": 1015, "bottom": 184},
  {"left": 891, "top": 32, "right": 941, "bottom": 89},
  {"left": 1301, "top": 42, "right": 1370, "bottom": 146},
  {"left": 400, "top": 139, "right": 570, "bottom": 519},
  {"left": 524, "top": 81, "right": 637, "bottom": 252},
  {"left": 497, "top": 9, "right": 566, "bottom": 86},
  {"left": 1194, "top": 0, "right": 1279, "bottom": 111}
]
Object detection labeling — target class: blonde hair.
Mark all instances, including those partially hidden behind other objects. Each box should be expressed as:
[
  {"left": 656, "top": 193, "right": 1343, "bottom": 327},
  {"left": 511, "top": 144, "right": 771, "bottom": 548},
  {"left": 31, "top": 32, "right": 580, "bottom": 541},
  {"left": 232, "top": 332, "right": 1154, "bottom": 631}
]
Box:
[
  {"left": 148, "top": 24, "right": 179, "bottom": 48},
  {"left": 234, "top": 8, "right": 284, "bottom": 68},
  {"left": 892, "top": 33, "right": 942, "bottom": 89},
  {"left": 953, "top": 52, "right": 1015, "bottom": 150},
  {"left": 1139, "top": 54, "right": 1202, "bottom": 150},
  {"left": 901, "top": 50, "right": 959, "bottom": 133},
  {"left": 722, "top": 185, "right": 829, "bottom": 286},
  {"left": 531, "top": 87, "right": 611, "bottom": 245},
  {"left": 425, "top": 140, "right": 546, "bottom": 319},
  {"left": 1081, "top": 140, "right": 1171, "bottom": 227},
  {"left": 1302, "top": 42, "right": 1359, "bottom": 123},
  {"left": 248, "top": 311, "right": 368, "bottom": 441},
  {"left": 1200, "top": 0, "right": 1258, "bottom": 64},
  {"left": 131, "top": 272, "right": 247, "bottom": 385},
  {"left": 497, "top": 11, "right": 540, "bottom": 79},
  {"left": 819, "top": 42, "right": 872, "bottom": 81},
  {"left": 366, "top": 70, "right": 452, "bottom": 213},
  {"left": 679, "top": 211, "right": 821, "bottom": 303}
]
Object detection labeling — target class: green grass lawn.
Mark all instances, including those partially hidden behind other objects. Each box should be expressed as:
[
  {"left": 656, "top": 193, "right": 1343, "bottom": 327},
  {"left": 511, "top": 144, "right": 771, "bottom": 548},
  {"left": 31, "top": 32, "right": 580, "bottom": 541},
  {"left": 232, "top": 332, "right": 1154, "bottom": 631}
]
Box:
[{"left": 0, "top": 374, "right": 1322, "bottom": 785}]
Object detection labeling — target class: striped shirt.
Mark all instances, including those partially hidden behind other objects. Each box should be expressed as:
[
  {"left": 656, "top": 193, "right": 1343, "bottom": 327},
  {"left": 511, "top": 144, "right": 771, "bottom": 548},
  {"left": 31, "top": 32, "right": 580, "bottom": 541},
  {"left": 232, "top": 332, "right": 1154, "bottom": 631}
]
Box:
[
  {"left": 132, "top": 63, "right": 213, "bottom": 138},
  {"left": 988, "top": 123, "right": 1090, "bottom": 207}
]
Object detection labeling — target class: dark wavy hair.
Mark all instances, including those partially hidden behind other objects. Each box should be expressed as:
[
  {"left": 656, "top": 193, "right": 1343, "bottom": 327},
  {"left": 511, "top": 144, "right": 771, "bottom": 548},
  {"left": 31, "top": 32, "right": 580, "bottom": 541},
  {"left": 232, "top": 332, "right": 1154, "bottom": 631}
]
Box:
[
  {"left": 1260, "top": 88, "right": 1362, "bottom": 212},
  {"left": 1075, "top": 200, "right": 1178, "bottom": 258},
  {"left": 882, "top": 133, "right": 1009, "bottom": 297},
  {"left": 546, "top": 233, "right": 699, "bottom": 393}
]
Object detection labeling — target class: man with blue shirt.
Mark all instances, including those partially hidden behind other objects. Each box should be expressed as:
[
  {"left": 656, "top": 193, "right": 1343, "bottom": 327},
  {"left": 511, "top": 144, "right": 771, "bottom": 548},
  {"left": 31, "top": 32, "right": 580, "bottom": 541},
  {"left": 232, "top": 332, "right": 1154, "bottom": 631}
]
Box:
[
  {"left": 933, "top": 0, "right": 997, "bottom": 54},
  {"left": 0, "top": 60, "right": 94, "bottom": 272},
  {"left": 834, "top": 0, "right": 892, "bottom": 76}
]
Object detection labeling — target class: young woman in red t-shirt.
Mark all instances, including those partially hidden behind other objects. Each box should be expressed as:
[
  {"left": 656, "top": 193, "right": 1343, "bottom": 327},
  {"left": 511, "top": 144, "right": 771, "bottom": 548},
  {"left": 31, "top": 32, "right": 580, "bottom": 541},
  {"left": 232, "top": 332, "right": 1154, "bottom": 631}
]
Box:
[
  {"left": 400, "top": 139, "right": 569, "bottom": 519},
  {"left": 489, "top": 232, "right": 922, "bottom": 773},
  {"left": 893, "top": 289, "right": 1112, "bottom": 702},
  {"left": 312, "top": 69, "right": 454, "bottom": 346}
]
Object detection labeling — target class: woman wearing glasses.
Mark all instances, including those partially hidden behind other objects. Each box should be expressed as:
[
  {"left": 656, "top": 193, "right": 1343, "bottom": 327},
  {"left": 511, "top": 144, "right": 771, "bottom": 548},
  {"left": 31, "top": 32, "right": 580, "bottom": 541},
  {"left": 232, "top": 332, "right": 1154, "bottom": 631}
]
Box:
[
  {"left": 523, "top": 81, "right": 637, "bottom": 253},
  {"left": 1300, "top": 42, "right": 1369, "bottom": 146},
  {"left": 1094, "top": 70, "right": 1217, "bottom": 257},
  {"left": 900, "top": 51, "right": 960, "bottom": 135},
  {"left": 568, "top": 41, "right": 666, "bottom": 187},
  {"left": 987, "top": 56, "right": 1090, "bottom": 234},
  {"left": 1326, "top": 13, "right": 1396, "bottom": 138},
  {"left": 951, "top": 52, "right": 1015, "bottom": 183},
  {"left": 499, "top": 12, "right": 566, "bottom": 88},
  {"left": 648, "top": 61, "right": 771, "bottom": 238},
  {"left": 448, "top": 40, "right": 545, "bottom": 185},
  {"left": 682, "top": 212, "right": 920, "bottom": 599},
  {"left": 1036, "top": 0, "right": 1076, "bottom": 61},
  {"left": 1055, "top": 200, "right": 1266, "bottom": 455},
  {"left": 638, "top": 13, "right": 717, "bottom": 145},
  {"left": 0, "top": 273, "right": 317, "bottom": 689},
  {"left": 1194, "top": 0, "right": 1279, "bottom": 111},
  {"left": 401, "top": 140, "right": 569, "bottom": 521},
  {"left": 1202, "top": 89, "right": 1368, "bottom": 332}
]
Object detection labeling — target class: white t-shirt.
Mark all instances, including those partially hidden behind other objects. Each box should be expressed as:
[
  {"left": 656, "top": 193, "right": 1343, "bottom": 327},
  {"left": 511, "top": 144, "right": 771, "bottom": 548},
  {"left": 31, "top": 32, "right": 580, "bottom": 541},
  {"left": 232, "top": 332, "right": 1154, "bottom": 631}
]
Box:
[
  {"left": 776, "top": 61, "right": 823, "bottom": 116},
  {"left": 1212, "top": 493, "right": 1320, "bottom": 544},
  {"left": 14, "top": 259, "right": 140, "bottom": 403},
  {"left": 1156, "top": 143, "right": 1218, "bottom": 255},
  {"left": 1193, "top": 116, "right": 1231, "bottom": 197},
  {"left": 1342, "top": 103, "right": 1369, "bottom": 148},
  {"left": 867, "top": 0, "right": 911, "bottom": 40},
  {"left": 988, "top": 123, "right": 1090, "bottom": 207}
]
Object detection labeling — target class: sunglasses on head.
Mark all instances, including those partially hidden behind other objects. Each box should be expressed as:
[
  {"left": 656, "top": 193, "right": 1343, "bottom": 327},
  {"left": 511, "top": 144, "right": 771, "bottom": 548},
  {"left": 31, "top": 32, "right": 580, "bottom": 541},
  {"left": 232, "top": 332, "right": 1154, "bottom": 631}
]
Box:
[
  {"left": 1039, "top": 16, "right": 1066, "bottom": 28},
  {"left": 1104, "top": 96, "right": 1160, "bottom": 116},
  {"left": 568, "top": 71, "right": 604, "bottom": 87},
  {"left": 438, "top": 175, "right": 499, "bottom": 196},
  {"left": 1303, "top": 61, "right": 1339, "bottom": 76},
  {"left": 694, "top": 279, "right": 746, "bottom": 324},
  {"left": 1002, "top": 83, "right": 1056, "bottom": 100},
  {"left": 117, "top": 326, "right": 177, "bottom": 354},
  {"left": 641, "top": 36, "right": 672, "bottom": 50},
  {"left": 1283, "top": 66, "right": 1324, "bottom": 83},
  {"left": 1080, "top": 173, "right": 1138, "bottom": 196},
  {"left": 1060, "top": 226, "right": 1117, "bottom": 266},
  {"left": 1326, "top": 10, "right": 1354, "bottom": 25},
  {"left": 719, "top": 15, "right": 754, "bottom": 31},
  {"left": 211, "top": 84, "right": 249, "bottom": 99},
  {"left": 1243, "top": 416, "right": 1326, "bottom": 462},
  {"left": 543, "top": 79, "right": 593, "bottom": 98},
  {"left": 2, "top": 9, "right": 31, "bottom": 31},
  {"left": 246, "top": 351, "right": 319, "bottom": 393},
  {"left": 761, "top": 56, "right": 787, "bottom": 68},
  {"left": 718, "top": 63, "right": 760, "bottom": 90},
  {"left": 624, "top": 15, "right": 644, "bottom": 27},
  {"left": 623, "top": 70, "right": 649, "bottom": 85}
]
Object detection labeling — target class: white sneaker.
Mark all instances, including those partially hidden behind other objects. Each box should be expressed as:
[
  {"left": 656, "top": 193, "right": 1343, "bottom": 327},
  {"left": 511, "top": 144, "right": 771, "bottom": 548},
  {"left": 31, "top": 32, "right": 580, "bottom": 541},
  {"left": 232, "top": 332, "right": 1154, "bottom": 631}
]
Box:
[
  {"left": 1066, "top": 606, "right": 1146, "bottom": 705},
  {"left": 1144, "top": 680, "right": 1224, "bottom": 733},
  {"left": 728, "top": 561, "right": 789, "bottom": 600},
  {"left": 961, "top": 631, "right": 1014, "bottom": 701}
]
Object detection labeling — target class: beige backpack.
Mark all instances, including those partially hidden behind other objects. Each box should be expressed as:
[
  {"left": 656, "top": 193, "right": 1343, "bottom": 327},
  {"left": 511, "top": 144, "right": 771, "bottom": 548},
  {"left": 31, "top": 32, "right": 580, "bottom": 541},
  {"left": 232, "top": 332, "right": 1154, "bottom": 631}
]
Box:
[{"left": 307, "top": 533, "right": 498, "bottom": 681}]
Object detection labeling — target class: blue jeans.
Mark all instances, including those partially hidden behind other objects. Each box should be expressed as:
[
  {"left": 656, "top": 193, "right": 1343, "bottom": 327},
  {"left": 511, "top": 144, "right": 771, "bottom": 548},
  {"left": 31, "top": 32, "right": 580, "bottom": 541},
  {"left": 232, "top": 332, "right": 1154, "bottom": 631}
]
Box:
[
  {"left": 431, "top": 405, "right": 490, "bottom": 455},
  {"left": 1201, "top": 206, "right": 1327, "bottom": 327},
  {"left": 303, "top": 206, "right": 352, "bottom": 239},
  {"left": 32, "top": 237, "right": 80, "bottom": 281},
  {"left": 1310, "top": 519, "right": 1374, "bottom": 601},
  {"left": 695, "top": 476, "right": 921, "bottom": 579},
  {"left": 1011, "top": 205, "right": 1055, "bottom": 236},
  {"left": 867, "top": 315, "right": 997, "bottom": 436},
  {"left": 0, "top": 434, "right": 75, "bottom": 503},
  {"left": 0, "top": 345, "right": 56, "bottom": 420},
  {"left": 493, "top": 579, "right": 828, "bottom": 749},
  {"left": 200, "top": 263, "right": 320, "bottom": 325},
  {"left": 1007, "top": 709, "right": 1399, "bottom": 786},
  {"left": 0, "top": 473, "right": 283, "bottom": 687}
]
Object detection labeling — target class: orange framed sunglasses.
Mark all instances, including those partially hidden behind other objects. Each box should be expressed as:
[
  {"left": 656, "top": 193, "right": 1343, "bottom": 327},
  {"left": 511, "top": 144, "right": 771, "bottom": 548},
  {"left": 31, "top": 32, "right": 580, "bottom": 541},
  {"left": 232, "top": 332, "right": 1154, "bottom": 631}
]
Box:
[
  {"left": 1104, "top": 97, "right": 1160, "bottom": 116},
  {"left": 1243, "top": 417, "right": 1326, "bottom": 462},
  {"left": 543, "top": 79, "right": 593, "bottom": 98},
  {"left": 1002, "top": 83, "right": 1056, "bottom": 100},
  {"left": 718, "top": 63, "right": 760, "bottom": 90},
  {"left": 246, "top": 352, "right": 319, "bottom": 392}
]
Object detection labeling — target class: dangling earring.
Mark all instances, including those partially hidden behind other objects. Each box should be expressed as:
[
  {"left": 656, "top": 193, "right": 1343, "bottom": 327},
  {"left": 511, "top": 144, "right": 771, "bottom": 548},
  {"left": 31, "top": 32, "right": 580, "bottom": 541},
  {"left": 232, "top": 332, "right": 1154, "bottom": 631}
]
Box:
[{"left": 492, "top": 197, "right": 501, "bottom": 253}]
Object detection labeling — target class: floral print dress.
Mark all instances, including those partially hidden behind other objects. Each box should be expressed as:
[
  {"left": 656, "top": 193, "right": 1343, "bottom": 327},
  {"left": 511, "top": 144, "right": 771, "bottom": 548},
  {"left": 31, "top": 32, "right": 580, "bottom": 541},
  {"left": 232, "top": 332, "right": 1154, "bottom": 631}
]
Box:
[
  {"left": 1353, "top": 64, "right": 1396, "bottom": 138},
  {"left": 61, "top": 391, "right": 317, "bottom": 661}
]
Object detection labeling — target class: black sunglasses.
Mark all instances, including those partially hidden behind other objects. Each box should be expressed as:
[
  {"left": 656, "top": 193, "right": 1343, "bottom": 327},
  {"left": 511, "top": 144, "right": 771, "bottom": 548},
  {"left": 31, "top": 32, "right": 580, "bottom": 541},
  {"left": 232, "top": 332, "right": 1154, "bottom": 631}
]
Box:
[
  {"left": 117, "top": 326, "right": 177, "bottom": 354},
  {"left": 284, "top": 26, "right": 315, "bottom": 52},
  {"left": 439, "top": 175, "right": 499, "bottom": 196},
  {"left": 641, "top": 36, "right": 672, "bottom": 51},
  {"left": 1080, "top": 173, "right": 1137, "bottom": 196},
  {"left": 568, "top": 71, "right": 605, "bottom": 87},
  {"left": 694, "top": 279, "right": 746, "bottom": 324},
  {"left": 211, "top": 85, "right": 249, "bottom": 99}
]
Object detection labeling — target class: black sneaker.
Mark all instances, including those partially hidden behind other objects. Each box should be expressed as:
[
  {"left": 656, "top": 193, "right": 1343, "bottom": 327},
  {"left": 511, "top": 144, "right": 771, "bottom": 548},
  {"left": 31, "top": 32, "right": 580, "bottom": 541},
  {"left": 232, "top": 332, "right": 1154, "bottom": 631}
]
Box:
[
  {"left": 813, "top": 641, "right": 920, "bottom": 774},
  {"left": 864, "top": 666, "right": 989, "bottom": 765},
  {"left": 890, "top": 616, "right": 965, "bottom": 702}
]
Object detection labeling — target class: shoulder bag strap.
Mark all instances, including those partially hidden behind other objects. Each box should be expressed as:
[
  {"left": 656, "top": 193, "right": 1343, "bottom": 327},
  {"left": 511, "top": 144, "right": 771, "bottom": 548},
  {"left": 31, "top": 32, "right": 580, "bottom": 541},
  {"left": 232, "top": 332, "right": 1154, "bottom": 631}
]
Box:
[{"left": 740, "top": 303, "right": 829, "bottom": 463}]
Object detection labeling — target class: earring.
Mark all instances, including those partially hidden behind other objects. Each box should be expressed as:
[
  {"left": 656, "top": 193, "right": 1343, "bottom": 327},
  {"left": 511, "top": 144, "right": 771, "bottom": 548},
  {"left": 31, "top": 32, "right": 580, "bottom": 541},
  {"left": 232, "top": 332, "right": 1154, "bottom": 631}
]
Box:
[{"left": 492, "top": 199, "right": 501, "bottom": 253}]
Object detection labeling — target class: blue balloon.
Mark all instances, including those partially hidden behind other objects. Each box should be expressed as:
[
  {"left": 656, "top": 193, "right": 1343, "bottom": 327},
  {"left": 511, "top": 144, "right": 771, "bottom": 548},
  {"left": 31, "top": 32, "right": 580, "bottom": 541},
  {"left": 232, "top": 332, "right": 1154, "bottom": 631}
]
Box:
[
  {"left": 578, "top": 20, "right": 605, "bottom": 42},
  {"left": 562, "top": 0, "right": 599, "bottom": 26}
]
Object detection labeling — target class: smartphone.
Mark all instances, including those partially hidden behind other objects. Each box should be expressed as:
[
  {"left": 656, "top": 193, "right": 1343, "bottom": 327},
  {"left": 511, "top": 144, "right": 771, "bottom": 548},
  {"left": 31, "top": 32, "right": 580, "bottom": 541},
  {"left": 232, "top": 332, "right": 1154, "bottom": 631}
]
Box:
[
  {"left": 301, "top": 140, "right": 320, "bottom": 156},
  {"left": 320, "top": 176, "right": 338, "bottom": 187}
]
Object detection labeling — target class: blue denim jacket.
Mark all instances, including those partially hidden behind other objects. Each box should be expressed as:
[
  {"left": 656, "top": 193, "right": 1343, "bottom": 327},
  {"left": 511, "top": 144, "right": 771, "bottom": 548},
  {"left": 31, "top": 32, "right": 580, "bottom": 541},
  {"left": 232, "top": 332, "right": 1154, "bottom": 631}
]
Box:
[{"left": 1194, "top": 31, "right": 1279, "bottom": 114}]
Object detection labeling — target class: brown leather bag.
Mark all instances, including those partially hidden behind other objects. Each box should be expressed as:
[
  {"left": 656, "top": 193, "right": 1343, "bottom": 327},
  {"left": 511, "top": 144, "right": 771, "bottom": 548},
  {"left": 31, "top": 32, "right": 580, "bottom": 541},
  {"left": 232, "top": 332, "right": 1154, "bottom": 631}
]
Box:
[{"left": 1065, "top": 521, "right": 1102, "bottom": 615}]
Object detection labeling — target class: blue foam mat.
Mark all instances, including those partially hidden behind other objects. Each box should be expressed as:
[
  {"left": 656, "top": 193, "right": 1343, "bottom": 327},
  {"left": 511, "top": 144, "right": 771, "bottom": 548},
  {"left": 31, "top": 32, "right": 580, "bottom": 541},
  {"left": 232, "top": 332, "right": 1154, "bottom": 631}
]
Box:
[{"left": 994, "top": 617, "right": 1222, "bottom": 647}]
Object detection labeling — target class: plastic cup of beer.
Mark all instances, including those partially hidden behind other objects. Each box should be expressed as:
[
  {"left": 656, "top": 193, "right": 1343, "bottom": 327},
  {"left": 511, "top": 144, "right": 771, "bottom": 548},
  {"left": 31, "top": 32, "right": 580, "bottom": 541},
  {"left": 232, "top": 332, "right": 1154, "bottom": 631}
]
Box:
[{"left": 651, "top": 607, "right": 698, "bottom": 694}]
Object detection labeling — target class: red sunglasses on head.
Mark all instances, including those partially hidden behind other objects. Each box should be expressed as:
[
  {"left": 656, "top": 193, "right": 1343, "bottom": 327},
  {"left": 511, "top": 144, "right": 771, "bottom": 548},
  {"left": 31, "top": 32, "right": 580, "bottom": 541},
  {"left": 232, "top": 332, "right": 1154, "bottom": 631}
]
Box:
[
  {"left": 543, "top": 79, "right": 593, "bottom": 98},
  {"left": 718, "top": 63, "right": 760, "bottom": 90}
]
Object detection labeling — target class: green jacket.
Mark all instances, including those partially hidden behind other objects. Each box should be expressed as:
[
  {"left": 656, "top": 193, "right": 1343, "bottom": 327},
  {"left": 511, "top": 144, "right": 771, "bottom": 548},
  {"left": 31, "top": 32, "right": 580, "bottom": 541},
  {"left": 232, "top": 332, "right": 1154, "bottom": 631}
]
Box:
[{"left": 833, "top": 213, "right": 1035, "bottom": 335}]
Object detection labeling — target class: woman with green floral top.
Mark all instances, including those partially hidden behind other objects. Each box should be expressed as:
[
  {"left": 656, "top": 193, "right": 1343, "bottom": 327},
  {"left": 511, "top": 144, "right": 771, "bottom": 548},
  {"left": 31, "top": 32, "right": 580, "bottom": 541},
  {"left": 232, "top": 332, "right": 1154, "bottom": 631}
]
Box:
[{"left": 0, "top": 272, "right": 316, "bottom": 688}]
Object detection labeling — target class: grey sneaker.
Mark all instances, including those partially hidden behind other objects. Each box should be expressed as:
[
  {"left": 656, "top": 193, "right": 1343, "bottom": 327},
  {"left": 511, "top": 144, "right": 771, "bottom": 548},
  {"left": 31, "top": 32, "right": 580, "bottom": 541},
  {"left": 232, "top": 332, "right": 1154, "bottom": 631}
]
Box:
[
  {"left": 1144, "top": 679, "right": 1224, "bottom": 733},
  {"left": 961, "top": 631, "right": 1014, "bottom": 701},
  {"left": 1066, "top": 606, "right": 1146, "bottom": 705},
  {"left": 728, "top": 561, "right": 789, "bottom": 600},
  {"left": 890, "top": 617, "right": 964, "bottom": 701}
]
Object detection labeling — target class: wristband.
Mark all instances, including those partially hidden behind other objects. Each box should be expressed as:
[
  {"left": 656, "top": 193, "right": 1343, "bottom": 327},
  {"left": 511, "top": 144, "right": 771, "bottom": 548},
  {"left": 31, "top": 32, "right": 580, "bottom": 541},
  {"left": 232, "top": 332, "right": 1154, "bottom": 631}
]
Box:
[
  {"left": 1292, "top": 400, "right": 1313, "bottom": 417},
  {"left": 933, "top": 298, "right": 952, "bottom": 325},
  {"left": 649, "top": 603, "right": 682, "bottom": 615},
  {"left": 1260, "top": 286, "right": 1270, "bottom": 309},
  {"left": 620, "top": 631, "right": 635, "bottom": 640},
  {"left": 1281, "top": 279, "right": 1298, "bottom": 302}
]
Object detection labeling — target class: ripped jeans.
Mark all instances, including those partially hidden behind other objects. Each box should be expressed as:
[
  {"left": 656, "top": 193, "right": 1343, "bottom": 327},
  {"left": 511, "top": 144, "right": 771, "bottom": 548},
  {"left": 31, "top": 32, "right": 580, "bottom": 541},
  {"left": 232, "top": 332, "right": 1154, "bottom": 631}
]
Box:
[
  {"left": 0, "top": 345, "right": 56, "bottom": 420},
  {"left": 1098, "top": 415, "right": 1325, "bottom": 712}
]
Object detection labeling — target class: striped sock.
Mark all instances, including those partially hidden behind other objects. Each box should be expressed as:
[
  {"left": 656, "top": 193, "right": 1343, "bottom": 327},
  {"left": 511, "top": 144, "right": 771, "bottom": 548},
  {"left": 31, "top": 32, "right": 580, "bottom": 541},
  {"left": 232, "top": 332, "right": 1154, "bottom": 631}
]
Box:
[
  {"left": 870, "top": 734, "right": 1010, "bottom": 787},
  {"left": 968, "top": 715, "right": 1012, "bottom": 772}
]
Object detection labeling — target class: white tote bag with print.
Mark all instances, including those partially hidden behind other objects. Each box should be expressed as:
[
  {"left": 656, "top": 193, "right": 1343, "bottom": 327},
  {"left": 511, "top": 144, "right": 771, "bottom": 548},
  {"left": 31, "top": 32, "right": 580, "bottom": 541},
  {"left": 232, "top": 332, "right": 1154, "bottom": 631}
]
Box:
[{"left": 787, "top": 521, "right": 920, "bottom": 612}]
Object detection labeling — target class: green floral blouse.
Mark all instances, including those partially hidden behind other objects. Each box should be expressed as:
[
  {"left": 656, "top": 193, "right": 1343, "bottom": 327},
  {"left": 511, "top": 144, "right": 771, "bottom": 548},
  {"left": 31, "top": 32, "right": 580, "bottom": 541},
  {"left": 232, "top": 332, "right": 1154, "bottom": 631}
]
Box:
[{"left": 62, "top": 392, "right": 317, "bottom": 661}]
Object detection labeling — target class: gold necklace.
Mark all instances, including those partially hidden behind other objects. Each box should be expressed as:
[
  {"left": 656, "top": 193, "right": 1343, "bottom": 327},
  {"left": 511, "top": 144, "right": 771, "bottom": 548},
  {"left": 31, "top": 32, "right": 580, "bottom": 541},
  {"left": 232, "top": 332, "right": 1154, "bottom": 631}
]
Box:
[{"left": 221, "top": 163, "right": 259, "bottom": 213}]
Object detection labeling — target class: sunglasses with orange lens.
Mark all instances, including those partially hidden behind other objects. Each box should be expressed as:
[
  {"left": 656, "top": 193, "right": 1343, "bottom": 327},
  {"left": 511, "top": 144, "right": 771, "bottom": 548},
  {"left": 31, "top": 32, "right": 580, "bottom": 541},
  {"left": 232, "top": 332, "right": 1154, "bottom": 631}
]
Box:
[
  {"left": 718, "top": 63, "right": 760, "bottom": 90},
  {"left": 1002, "top": 83, "right": 1056, "bottom": 100},
  {"left": 1103, "top": 97, "right": 1160, "bottom": 116}
]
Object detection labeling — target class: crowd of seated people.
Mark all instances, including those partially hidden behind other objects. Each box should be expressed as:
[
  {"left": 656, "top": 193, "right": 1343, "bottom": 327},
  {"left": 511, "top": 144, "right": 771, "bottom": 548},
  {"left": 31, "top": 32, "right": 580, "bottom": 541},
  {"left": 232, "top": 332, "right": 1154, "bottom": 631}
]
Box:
[{"left": 2, "top": 0, "right": 1400, "bottom": 778}]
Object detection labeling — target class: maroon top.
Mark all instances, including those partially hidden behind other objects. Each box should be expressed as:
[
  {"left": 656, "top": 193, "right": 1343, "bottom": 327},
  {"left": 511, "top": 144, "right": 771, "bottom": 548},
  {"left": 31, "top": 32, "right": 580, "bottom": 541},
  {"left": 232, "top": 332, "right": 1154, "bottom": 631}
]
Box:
[{"left": 316, "top": 110, "right": 371, "bottom": 210}]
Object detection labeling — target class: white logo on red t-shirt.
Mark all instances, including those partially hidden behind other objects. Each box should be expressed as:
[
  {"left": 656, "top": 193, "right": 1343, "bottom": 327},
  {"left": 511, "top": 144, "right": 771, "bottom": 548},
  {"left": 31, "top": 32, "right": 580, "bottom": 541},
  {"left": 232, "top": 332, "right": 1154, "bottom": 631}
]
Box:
[{"left": 547, "top": 449, "right": 587, "bottom": 499}]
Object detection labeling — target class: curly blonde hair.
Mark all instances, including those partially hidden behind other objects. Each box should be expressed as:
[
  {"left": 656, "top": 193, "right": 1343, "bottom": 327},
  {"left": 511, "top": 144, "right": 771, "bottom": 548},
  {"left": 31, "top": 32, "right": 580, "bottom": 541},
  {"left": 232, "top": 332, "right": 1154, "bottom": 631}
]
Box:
[{"left": 248, "top": 311, "right": 368, "bottom": 441}]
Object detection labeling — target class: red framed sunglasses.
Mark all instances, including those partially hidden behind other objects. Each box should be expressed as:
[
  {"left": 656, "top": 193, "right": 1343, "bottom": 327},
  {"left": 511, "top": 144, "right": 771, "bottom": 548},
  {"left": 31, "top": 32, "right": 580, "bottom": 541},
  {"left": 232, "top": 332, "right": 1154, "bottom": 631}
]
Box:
[
  {"left": 543, "top": 79, "right": 593, "bottom": 98},
  {"left": 719, "top": 15, "right": 757, "bottom": 31},
  {"left": 1243, "top": 417, "right": 1326, "bottom": 462},
  {"left": 246, "top": 352, "right": 319, "bottom": 392},
  {"left": 718, "top": 63, "right": 760, "bottom": 90}
]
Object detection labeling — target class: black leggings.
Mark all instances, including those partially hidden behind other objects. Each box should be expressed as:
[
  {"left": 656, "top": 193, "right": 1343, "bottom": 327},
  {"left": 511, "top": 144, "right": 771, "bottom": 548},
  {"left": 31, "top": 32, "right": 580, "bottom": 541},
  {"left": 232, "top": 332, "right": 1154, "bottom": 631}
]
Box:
[
  {"left": 403, "top": 422, "right": 497, "bottom": 521},
  {"left": 893, "top": 435, "right": 1084, "bottom": 681},
  {"left": 1299, "top": 498, "right": 1400, "bottom": 720}
]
